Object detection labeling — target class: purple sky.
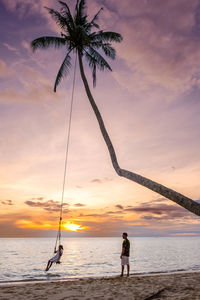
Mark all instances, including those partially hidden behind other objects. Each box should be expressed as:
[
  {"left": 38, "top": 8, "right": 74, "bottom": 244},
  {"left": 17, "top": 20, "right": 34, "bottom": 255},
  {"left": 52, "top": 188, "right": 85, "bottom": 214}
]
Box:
[{"left": 0, "top": 0, "right": 200, "bottom": 237}]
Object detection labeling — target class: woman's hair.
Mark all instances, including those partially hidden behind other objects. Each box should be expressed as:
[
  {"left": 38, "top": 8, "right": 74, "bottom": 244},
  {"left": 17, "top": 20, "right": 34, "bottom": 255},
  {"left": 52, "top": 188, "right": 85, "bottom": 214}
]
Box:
[{"left": 59, "top": 245, "right": 63, "bottom": 249}]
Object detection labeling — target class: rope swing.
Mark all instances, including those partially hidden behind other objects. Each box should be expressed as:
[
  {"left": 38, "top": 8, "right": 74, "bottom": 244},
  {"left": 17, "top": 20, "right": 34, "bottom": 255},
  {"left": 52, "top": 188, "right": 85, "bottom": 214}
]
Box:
[{"left": 54, "top": 52, "right": 77, "bottom": 252}]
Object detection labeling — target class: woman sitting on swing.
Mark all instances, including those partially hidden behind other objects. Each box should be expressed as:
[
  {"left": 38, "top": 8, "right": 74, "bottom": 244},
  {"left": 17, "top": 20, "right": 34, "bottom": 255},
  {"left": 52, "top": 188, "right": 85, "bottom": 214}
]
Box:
[{"left": 45, "top": 245, "right": 64, "bottom": 272}]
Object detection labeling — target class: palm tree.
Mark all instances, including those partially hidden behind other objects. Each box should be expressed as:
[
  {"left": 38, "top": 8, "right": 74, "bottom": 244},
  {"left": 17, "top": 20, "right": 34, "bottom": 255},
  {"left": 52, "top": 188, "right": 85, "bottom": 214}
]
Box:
[{"left": 31, "top": 0, "right": 200, "bottom": 216}]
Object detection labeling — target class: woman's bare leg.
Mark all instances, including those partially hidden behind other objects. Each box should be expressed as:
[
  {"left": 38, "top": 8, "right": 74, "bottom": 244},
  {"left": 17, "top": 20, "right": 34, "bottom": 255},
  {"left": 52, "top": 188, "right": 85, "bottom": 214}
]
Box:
[{"left": 45, "top": 260, "right": 52, "bottom": 271}]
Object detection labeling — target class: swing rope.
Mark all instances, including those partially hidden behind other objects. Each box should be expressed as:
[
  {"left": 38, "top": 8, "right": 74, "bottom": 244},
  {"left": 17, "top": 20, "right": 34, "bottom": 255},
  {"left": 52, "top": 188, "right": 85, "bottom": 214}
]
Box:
[{"left": 54, "top": 52, "right": 77, "bottom": 252}]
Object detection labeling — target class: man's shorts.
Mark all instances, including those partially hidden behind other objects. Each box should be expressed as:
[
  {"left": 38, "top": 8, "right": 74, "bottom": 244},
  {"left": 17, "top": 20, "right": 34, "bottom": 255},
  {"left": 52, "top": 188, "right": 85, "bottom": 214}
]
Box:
[{"left": 121, "top": 256, "right": 129, "bottom": 265}]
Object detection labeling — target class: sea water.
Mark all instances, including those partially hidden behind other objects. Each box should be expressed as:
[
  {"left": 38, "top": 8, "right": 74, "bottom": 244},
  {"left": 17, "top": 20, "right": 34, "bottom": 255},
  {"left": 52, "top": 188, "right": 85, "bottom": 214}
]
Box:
[{"left": 0, "top": 237, "right": 200, "bottom": 283}]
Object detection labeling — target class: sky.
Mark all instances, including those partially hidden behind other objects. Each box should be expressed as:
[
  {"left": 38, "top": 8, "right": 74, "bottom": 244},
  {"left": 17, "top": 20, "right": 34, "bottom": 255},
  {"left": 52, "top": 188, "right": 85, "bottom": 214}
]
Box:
[{"left": 0, "top": 0, "right": 200, "bottom": 237}]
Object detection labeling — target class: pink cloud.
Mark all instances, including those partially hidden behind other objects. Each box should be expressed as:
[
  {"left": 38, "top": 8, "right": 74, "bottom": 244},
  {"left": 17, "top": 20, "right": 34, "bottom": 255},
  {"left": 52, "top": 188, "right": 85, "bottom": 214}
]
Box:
[
  {"left": 2, "top": 0, "right": 62, "bottom": 31},
  {"left": 0, "top": 60, "right": 14, "bottom": 78},
  {"left": 3, "top": 43, "right": 19, "bottom": 53},
  {"left": 0, "top": 65, "right": 61, "bottom": 103},
  {"left": 2, "top": 0, "right": 51, "bottom": 17},
  {"left": 100, "top": 0, "right": 200, "bottom": 95}
]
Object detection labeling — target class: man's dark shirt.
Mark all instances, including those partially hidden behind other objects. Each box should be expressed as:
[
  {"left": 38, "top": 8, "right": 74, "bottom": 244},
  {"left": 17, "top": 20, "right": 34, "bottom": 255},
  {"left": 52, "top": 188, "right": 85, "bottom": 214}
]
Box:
[{"left": 122, "top": 238, "right": 130, "bottom": 257}]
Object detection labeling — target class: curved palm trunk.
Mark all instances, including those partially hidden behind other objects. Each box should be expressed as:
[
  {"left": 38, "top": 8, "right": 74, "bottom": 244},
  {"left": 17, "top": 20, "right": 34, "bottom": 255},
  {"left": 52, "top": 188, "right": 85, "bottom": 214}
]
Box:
[{"left": 78, "top": 50, "right": 200, "bottom": 217}]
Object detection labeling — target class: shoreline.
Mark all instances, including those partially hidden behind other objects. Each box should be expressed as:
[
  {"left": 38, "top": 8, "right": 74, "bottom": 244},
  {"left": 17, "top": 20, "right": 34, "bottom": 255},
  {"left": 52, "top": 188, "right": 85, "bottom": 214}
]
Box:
[
  {"left": 1, "top": 271, "right": 200, "bottom": 299},
  {"left": 1, "top": 269, "right": 200, "bottom": 286}
]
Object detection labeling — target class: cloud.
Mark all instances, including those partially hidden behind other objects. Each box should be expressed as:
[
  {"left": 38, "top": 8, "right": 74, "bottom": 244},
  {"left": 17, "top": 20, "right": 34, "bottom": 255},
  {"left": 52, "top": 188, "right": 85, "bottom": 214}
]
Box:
[
  {"left": 3, "top": 0, "right": 200, "bottom": 97},
  {"left": 152, "top": 198, "right": 169, "bottom": 203},
  {"left": 0, "top": 65, "right": 61, "bottom": 104},
  {"left": 0, "top": 220, "right": 46, "bottom": 237},
  {"left": 76, "top": 185, "right": 83, "bottom": 189},
  {"left": 79, "top": 200, "right": 194, "bottom": 223},
  {"left": 2, "top": 0, "right": 48, "bottom": 17},
  {"left": 91, "top": 178, "right": 102, "bottom": 184},
  {"left": 0, "top": 85, "right": 57, "bottom": 104},
  {"left": 21, "top": 41, "right": 31, "bottom": 51},
  {"left": 73, "top": 203, "right": 86, "bottom": 207},
  {"left": 0, "top": 200, "right": 13, "bottom": 206},
  {"left": 79, "top": 209, "right": 125, "bottom": 219},
  {"left": 1, "top": 198, "right": 200, "bottom": 237},
  {"left": 90, "top": 178, "right": 113, "bottom": 184},
  {"left": 83, "top": 213, "right": 106, "bottom": 218},
  {"left": 3, "top": 43, "right": 19, "bottom": 53},
  {"left": 123, "top": 199, "right": 199, "bottom": 221},
  {"left": 106, "top": 0, "right": 200, "bottom": 96},
  {"left": 31, "top": 197, "right": 44, "bottom": 201},
  {"left": 77, "top": 219, "right": 149, "bottom": 237},
  {"left": 1, "top": 0, "right": 62, "bottom": 31},
  {"left": 25, "top": 199, "right": 69, "bottom": 212},
  {"left": 106, "top": 210, "right": 125, "bottom": 215},
  {"left": 0, "top": 60, "right": 14, "bottom": 78},
  {"left": 115, "top": 204, "right": 124, "bottom": 210}
]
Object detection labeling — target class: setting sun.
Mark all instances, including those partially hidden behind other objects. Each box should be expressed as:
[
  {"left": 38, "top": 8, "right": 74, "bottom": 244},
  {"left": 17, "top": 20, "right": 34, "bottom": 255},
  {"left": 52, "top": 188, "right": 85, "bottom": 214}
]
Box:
[{"left": 63, "top": 223, "right": 85, "bottom": 232}]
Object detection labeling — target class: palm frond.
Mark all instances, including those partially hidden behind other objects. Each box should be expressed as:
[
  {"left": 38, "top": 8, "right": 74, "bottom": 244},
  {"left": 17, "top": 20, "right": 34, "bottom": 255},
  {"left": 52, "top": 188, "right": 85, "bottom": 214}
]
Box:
[
  {"left": 75, "top": 0, "right": 80, "bottom": 15},
  {"left": 75, "top": 0, "right": 87, "bottom": 26},
  {"left": 54, "top": 50, "right": 72, "bottom": 92},
  {"left": 58, "top": 1, "right": 75, "bottom": 30},
  {"left": 31, "top": 36, "right": 66, "bottom": 52},
  {"left": 93, "top": 31, "right": 123, "bottom": 43},
  {"left": 101, "top": 44, "right": 116, "bottom": 59},
  {"left": 90, "top": 7, "right": 103, "bottom": 29},
  {"left": 89, "top": 41, "right": 116, "bottom": 59},
  {"left": 84, "top": 8, "right": 103, "bottom": 32},
  {"left": 92, "top": 64, "right": 97, "bottom": 87},
  {"left": 88, "top": 47, "right": 112, "bottom": 71},
  {"left": 78, "top": 0, "right": 87, "bottom": 17},
  {"left": 84, "top": 47, "right": 112, "bottom": 86},
  {"left": 45, "top": 7, "right": 68, "bottom": 31}
]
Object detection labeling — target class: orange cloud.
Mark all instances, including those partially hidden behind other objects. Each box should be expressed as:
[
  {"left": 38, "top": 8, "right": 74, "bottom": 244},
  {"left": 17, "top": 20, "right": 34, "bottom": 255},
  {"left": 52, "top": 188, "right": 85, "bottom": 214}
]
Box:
[
  {"left": 170, "top": 232, "right": 200, "bottom": 236},
  {"left": 1, "top": 198, "right": 200, "bottom": 237},
  {"left": 15, "top": 219, "right": 53, "bottom": 230}
]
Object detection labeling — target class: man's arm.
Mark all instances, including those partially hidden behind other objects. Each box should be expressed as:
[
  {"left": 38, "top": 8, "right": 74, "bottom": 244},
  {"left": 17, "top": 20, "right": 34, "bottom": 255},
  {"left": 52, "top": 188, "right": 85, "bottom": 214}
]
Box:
[{"left": 120, "top": 246, "right": 125, "bottom": 259}]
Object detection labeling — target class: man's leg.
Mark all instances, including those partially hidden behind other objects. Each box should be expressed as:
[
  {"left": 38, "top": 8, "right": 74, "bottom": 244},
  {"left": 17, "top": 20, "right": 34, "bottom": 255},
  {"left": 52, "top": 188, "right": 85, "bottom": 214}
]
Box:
[
  {"left": 127, "top": 264, "right": 130, "bottom": 277},
  {"left": 120, "top": 265, "right": 124, "bottom": 277}
]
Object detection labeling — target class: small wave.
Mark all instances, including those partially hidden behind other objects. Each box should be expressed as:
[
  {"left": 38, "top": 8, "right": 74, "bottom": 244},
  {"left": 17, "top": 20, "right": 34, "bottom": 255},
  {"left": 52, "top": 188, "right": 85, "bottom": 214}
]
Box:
[
  {"left": 191, "top": 265, "right": 200, "bottom": 270},
  {"left": 45, "top": 273, "right": 61, "bottom": 277},
  {"left": 132, "top": 267, "right": 200, "bottom": 276},
  {"left": 82, "top": 262, "right": 108, "bottom": 267}
]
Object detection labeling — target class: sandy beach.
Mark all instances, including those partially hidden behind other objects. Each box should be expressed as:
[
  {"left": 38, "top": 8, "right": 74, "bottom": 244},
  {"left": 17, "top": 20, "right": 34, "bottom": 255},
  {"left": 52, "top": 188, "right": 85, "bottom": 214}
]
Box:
[{"left": 1, "top": 272, "right": 200, "bottom": 300}]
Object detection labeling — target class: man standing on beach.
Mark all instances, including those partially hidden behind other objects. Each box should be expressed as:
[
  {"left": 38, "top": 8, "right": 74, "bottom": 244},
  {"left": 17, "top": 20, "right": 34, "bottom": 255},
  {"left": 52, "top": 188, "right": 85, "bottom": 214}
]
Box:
[{"left": 120, "top": 232, "right": 130, "bottom": 277}]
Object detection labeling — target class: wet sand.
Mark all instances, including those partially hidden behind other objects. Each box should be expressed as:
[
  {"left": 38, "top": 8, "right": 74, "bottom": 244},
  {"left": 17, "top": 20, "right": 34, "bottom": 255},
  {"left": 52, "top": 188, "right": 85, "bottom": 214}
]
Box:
[{"left": 1, "top": 272, "right": 200, "bottom": 300}]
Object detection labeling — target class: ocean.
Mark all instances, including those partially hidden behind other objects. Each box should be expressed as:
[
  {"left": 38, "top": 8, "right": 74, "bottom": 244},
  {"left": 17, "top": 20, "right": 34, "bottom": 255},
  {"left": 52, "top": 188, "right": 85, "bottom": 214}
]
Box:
[{"left": 1, "top": 237, "right": 200, "bottom": 283}]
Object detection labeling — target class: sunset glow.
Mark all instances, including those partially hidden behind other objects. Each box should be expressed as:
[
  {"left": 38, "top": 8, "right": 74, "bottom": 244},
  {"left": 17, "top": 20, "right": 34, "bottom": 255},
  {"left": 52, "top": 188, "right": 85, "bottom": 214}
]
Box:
[
  {"left": 15, "top": 220, "right": 52, "bottom": 230},
  {"left": 63, "top": 223, "right": 86, "bottom": 232}
]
